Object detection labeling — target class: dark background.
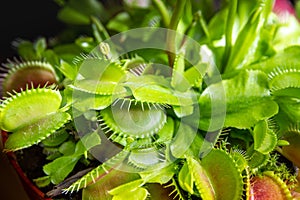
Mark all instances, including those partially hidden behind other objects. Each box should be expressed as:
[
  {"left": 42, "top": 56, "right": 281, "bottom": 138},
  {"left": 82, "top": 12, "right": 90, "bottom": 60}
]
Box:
[
  {"left": 0, "top": 0, "right": 65, "bottom": 63},
  {"left": 0, "top": 1, "right": 63, "bottom": 199},
  {"left": 0, "top": 0, "right": 122, "bottom": 64},
  {"left": 0, "top": 0, "right": 296, "bottom": 64}
]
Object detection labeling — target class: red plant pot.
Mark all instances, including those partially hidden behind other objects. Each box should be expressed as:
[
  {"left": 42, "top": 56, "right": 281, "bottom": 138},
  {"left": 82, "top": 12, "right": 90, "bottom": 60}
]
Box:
[{"left": 1, "top": 131, "right": 51, "bottom": 200}]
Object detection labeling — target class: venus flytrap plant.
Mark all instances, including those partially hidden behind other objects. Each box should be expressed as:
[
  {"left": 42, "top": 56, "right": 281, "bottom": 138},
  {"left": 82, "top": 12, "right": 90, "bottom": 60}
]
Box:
[
  {"left": 0, "top": 60, "right": 58, "bottom": 95},
  {"left": 0, "top": 87, "right": 71, "bottom": 152},
  {"left": 2, "top": 0, "right": 300, "bottom": 200},
  {"left": 41, "top": 130, "right": 101, "bottom": 186}
]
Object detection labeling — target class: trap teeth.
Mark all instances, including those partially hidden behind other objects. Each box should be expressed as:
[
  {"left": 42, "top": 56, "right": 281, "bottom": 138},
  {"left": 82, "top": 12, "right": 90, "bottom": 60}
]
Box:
[
  {"left": 1, "top": 60, "right": 58, "bottom": 95},
  {"left": 98, "top": 98, "right": 167, "bottom": 147}
]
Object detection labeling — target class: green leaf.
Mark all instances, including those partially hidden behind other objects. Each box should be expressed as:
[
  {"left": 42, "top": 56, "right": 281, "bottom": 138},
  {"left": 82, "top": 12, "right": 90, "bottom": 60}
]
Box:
[
  {"left": 80, "top": 131, "right": 101, "bottom": 150},
  {"left": 109, "top": 179, "right": 143, "bottom": 195},
  {"left": 276, "top": 97, "right": 300, "bottom": 123},
  {"left": 248, "top": 46, "right": 300, "bottom": 73},
  {"left": 206, "top": 7, "right": 227, "bottom": 44},
  {"left": 72, "top": 91, "right": 113, "bottom": 113},
  {"left": 199, "top": 130, "right": 222, "bottom": 158},
  {"left": 67, "top": 0, "right": 106, "bottom": 19},
  {"left": 58, "top": 7, "right": 90, "bottom": 25},
  {"left": 71, "top": 80, "right": 126, "bottom": 95},
  {"left": 43, "top": 155, "right": 80, "bottom": 184},
  {"left": 222, "top": 0, "right": 237, "bottom": 72},
  {"left": 0, "top": 88, "right": 62, "bottom": 131},
  {"left": 272, "top": 88, "right": 300, "bottom": 99},
  {"left": 186, "top": 157, "right": 214, "bottom": 199},
  {"left": 34, "top": 38, "right": 47, "bottom": 56},
  {"left": 78, "top": 60, "right": 126, "bottom": 82},
  {"left": 268, "top": 66, "right": 300, "bottom": 98},
  {"left": 201, "top": 149, "right": 244, "bottom": 200},
  {"left": 4, "top": 112, "right": 71, "bottom": 151},
  {"left": 186, "top": 10, "right": 208, "bottom": 43},
  {"left": 231, "top": 151, "right": 248, "bottom": 172},
  {"left": 124, "top": 74, "right": 197, "bottom": 106},
  {"left": 128, "top": 148, "right": 162, "bottom": 169},
  {"left": 46, "top": 151, "right": 62, "bottom": 161},
  {"left": 91, "top": 16, "right": 110, "bottom": 42},
  {"left": 16, "top": 40, "right": 38, "bottom": 60},
  {"left": 155, "top": 117, "right": 174, "bottom": 145},
  {"left": 100, "top": 99, "right": 167, "bottom": 140},
  {"left": 253, "top": 120, "right": 277, "bottom": 154},
  {"left": 107, "top": 12, "right": 131, "bottom": 32},
  {"left": 140, "top": 10, "right": 161, "bottom": 28},
  {"left": 53, "top": 44, "right": 83, "bottom": 58},
  {"left": 173, "top": 105, "right": 194, "bottom": 118},
  {"left": 225, "top": 99, "right": 278, "bottom": 129},
  {"left": 250, "top": 24, "right": 276, "bottom": 63},
  {"left": 183, "top": 62, "right": 208, "bottom": 88},
  {"left": 277, "top": 140, "right": 290, "bottom": 146},
  {"left": 170, "top": 122, "right": 200, "bottom": 158},
  {"left": 112, "top": 187, "right": 148, "bottom": 200},
  {"left": 132, "top": 84, "right": 195, "bottom": 106},
  {"left": 58, "top": 60, "right": 78, "bottom": 81},
  {"left": 171, "top": 53, "right": 189, "bottom": 92},
  {"left": 75, "top": 131, "right": 101, "bottom": 156},
  {"left": 33, "top": 176, "right": 51, "bottom": 188},
  {"left": 139, "top": 163, "right": 176, "bottom": 184},
  {"left": 224, "top": 2, "right": 269, "bottom": 72},
  {"left": 42, "top": 130, "right": 70, "bottom": 147},
  {"left": 177, "top": 0, "right": 193, "bottom": 34},
  {"left": 247, "top": 147, "right": 269, "bottom": 169},
  {"left": 58, "top": 0, "right": 107, "bottom": 25},
  {"left": 125, "top": 74, "right": 171, "bottom": 90},
  {"left": 72, "top": 60, "right": 127, "bottom": 95},
  {"left": 41, "top": 50, "right": 61, "bottom": 67},
  {"left": 59, "top": 140, "right": 76, "bottom": 156},
  {"left": 178, "top": 162, "right": 194, "bottom": 194},
  {"left": 199, "top": 70, "right": 278, "bottom": 130}
]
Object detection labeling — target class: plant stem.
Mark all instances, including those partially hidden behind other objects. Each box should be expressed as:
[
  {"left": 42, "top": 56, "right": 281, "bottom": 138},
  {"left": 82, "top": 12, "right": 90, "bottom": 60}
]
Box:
[
  {"left": 197, "top": 11, "right": 211, "bottom": 43},
  {"left": 152, "top": 0, "right": 170, "bottom": 27},
  {"left": 90, "top": 16, "right": 110, "bottom": 43},
  {"left": 221, "top": 0, "right": 238, "bottom": 74},
  {"left": 167, "top": 0, "right": 187, "bottom": 67}
]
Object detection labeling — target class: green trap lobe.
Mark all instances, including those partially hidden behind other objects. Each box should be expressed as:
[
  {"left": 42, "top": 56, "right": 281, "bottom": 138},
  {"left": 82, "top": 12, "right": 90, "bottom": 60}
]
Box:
[
  {"left": 201, "top": 149, "right": 243, "bottom": 200},
  {"left": 0, "top": 88, "right": 62, "bottom": 131},
  {"left": 4, "top": 112, "right": 71, "bottom": 151}
]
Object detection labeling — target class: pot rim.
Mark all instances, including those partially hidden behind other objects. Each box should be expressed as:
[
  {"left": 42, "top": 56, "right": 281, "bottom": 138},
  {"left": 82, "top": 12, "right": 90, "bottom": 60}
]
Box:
[{"left": 1, "top": 130, "right": 52, "bottom": 200}]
